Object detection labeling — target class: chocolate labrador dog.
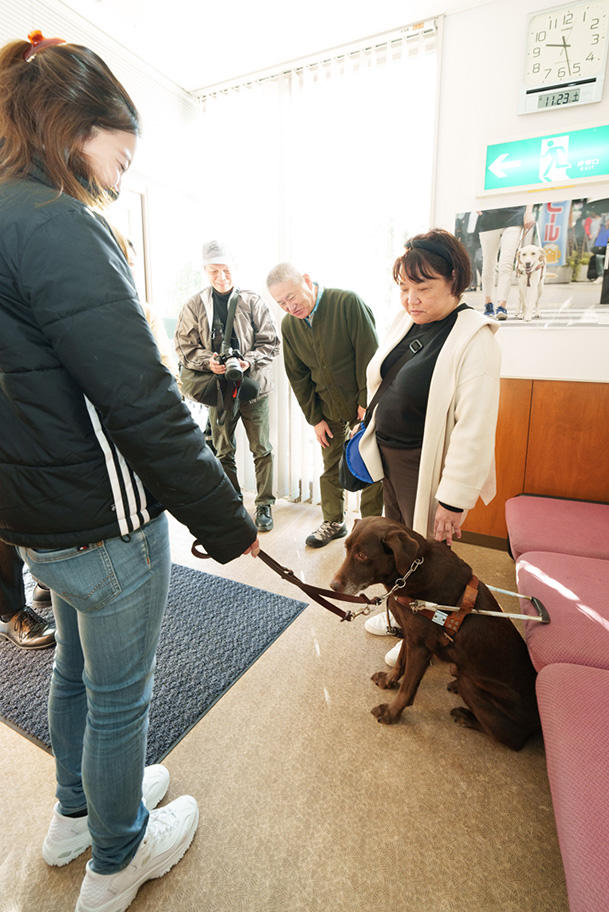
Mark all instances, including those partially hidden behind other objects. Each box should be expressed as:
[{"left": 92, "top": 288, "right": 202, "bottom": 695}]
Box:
[{"left": 330, "top": 517, "right": 540, "bottom": 750}]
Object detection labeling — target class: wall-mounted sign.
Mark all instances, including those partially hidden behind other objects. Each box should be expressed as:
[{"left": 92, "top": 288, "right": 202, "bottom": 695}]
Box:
[
  {"left": 521, "top": 1, "right": 609, "bottom": 113},
  {"left": 484, "top": 124, "right": 609, "bottom": 190}
]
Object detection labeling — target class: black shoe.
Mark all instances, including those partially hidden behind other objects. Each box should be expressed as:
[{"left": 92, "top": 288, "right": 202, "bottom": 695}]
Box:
[
  {"left": 0, "top": 606, "right": 56, "bottom": 649},
  {"left": 254, "top": 505, "right": 273, "bottom": 532},
  {"left": 32, "top": 582, "right": 52, "bottom": 610}
]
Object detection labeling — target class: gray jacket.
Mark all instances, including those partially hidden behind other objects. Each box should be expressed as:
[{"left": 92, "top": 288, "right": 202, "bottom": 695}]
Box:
[{"left": 175, "top": 287, "right": 280, "bottom": 398}]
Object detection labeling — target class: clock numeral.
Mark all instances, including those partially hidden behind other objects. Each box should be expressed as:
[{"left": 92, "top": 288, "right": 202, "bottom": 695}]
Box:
[
  {"left": 545, "top": 67, "right": 552, "bottom": 79},
  {"left": 591, "top": 17, "right": 599, "bottom": 29},
  {"left": 563, "top": 12, "right": 573, "bottom": 25},
  {"left": 533, "top": 46, "right": 541, "bottom": 57},
  {"left": 586, "top": 52, "right": 595, "bottom": 61},
  {"left": 592, "top": 32, "right": 600, "bottom": 44},
  {"left": 557, "top": 66, "right": 566, "bottom": 78},
  {"left": 532, "top": 62, "right": 541, "bottom": 73},
  {"left": 536, "top": 29, "right": 547, "bottom": 41},
  {"left": 572, "top": 62, "right": 581, "bottom": 75},
  {"left": 547, "top": 16, "right": 558, "bottom": 29}
]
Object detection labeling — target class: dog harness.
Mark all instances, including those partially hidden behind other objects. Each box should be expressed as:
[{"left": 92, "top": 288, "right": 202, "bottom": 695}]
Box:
[
  {"left": 516, "top": 260, "right": 545, "bottom": 287},
  {"left": 393, "top": 574, "right": 480, "bottom": 643}
]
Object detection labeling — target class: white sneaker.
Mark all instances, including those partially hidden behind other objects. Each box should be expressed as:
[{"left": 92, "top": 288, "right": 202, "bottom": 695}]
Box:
[
  {"left": 43, "top": 764, "right": 170, "bottom": 867},
  {"left": 75, "top": 796, "right": 199, "bottom": 912},
  {"left": 384, "top": 640, "right": 403, "bottom": 668},
  {"left": 364, "top": 610, "right": 400, "bottom": 636}
]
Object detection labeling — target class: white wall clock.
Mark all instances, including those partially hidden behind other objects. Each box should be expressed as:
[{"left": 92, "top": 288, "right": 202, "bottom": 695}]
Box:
[{"left": 521, "top": 1, "right": 609, "bottom": 112}]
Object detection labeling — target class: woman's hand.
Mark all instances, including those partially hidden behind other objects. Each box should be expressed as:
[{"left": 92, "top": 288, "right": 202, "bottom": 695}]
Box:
[
  {"left": 243, "top": 537, "right": 260, "bottom": 557},
  {"left": 433, "top": 504, "right": 463, "bottom": 546}
]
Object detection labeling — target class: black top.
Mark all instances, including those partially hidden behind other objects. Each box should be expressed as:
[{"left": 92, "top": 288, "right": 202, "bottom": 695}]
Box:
[
  {"left": 211, "top": 288, "right": 239, "bottom": 353},
  {"left": 477, "top": 206, "right": 526, "bottom": 232},
  {"left": 375, "top": 305, "right": 467, "bottom": 449}
]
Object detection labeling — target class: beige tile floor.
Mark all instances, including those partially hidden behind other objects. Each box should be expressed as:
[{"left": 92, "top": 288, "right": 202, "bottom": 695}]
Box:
[{"left": 0, "top": 497, "right": 568, "bottom": 912}]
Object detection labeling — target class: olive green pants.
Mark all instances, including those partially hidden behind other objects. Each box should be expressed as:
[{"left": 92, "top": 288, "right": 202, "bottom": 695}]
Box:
[
  {"left": 209, "top": 395, "right": 274, "bottom": 507},
  {"left": 320, "top": 418, "right": 383, "bottom": 523}
]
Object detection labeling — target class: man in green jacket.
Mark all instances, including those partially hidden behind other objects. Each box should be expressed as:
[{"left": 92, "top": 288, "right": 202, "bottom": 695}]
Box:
[{"left": 267, "top": 263, "right": 383, "bottom": 547}]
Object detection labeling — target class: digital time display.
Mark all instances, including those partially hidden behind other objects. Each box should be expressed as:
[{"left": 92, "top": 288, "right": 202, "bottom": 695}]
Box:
[{"left": 538, "top": 87, "right": 581, "bottom": 108}]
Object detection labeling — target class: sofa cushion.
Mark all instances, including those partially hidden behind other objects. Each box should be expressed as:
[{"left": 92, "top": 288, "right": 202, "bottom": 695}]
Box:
[
  {"left": 506, "top": 495, "right": 609, "bottom": 561},
  {"left": 536, "top": 663, "right": 609, "bottom": 912},
  {"left": 516, "top": 551, "right": 609, "bottom": 671}
]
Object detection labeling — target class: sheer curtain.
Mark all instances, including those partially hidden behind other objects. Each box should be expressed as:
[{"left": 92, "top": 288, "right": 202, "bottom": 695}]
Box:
[{"left": 196, "top": 24, "right": 439, "bottom": 507}]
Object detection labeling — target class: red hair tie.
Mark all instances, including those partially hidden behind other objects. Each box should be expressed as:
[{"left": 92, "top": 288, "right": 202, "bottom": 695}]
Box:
[{"left": 23, "top": 29, "right": 66, "bottom": 61}]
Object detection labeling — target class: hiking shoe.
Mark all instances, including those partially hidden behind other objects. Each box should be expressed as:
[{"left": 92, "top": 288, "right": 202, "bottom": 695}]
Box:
[
  {"left": 496, "top": 306, "right": 508, "bottom": 321},
  {"left": 484, "top": 302, "right": 495, "bottom": 316},
  {"left": 75, "top": 795, "right": 199, "bottom": 912},
  {"left": 254, "top": 505, "right": 273, "bottom": 532},
  {"left": 364, "top": 610, "right": 401, "bottom": 636},
  {"left": 43, "top": 765, "right": 171, "bottom": 867},
  {"left": 0, "top": 606, "right": 55, "bottom": 649},
  {"left": 305, "top": 521, "right": 347, "bottom": 548},
  {"left": 32, "top": 582, "right": 52, "bottom": 610}
]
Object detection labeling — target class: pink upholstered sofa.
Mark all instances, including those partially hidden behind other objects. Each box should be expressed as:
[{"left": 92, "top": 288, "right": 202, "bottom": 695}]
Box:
[{"left": 505, "top": 495, "right": 609, "bottom": 912}]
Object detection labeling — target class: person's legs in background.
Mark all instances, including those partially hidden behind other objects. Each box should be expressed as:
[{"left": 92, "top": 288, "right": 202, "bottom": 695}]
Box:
[
  {"left": 494, "top": 225, "right": 521, "bottom": 320},
  {"left": 0, "top": 540, "right": 55, "bottom": 649},
  {"left": 305, "top": 418, "right": 349, "bottom": 547},
  {"left": 360, "top": 479, "right": 384, "bottom": 518},
  {"left": 240, "top": 395, "right": 275, "bottom": 532},
  {"left": 208, "top": 404, "right": 241, "bottom": 498},
  {"left": 377, "top": 444, "right": 421, "bottom": 529},
  {"left": 366, "top": 444, "right": 422, "bottom": 666},
  {"left": 478, "top": 228, "right": 502, "bottom": 317}
]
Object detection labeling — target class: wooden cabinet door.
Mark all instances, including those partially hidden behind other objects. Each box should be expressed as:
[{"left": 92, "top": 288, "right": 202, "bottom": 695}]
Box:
[{"left": 524, "top": 380, "right": 609, "bottom": 502}]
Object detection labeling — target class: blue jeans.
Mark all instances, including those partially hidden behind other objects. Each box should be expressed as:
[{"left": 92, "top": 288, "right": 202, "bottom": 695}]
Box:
[{"left": 19, "top": 512, "right": 170, "bottom": 873}]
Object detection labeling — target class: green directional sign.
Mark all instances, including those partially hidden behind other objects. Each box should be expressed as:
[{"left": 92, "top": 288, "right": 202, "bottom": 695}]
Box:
[{"left": 484, "top": 124, "right": 609, "bottom": 191}]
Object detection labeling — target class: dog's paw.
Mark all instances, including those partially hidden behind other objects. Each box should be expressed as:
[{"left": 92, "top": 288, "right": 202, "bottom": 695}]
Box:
[
  {"left": 450, "top": 706, "right": 482, "bottom": 731},
  {"left": 446, "top": 677, "right": 459, "bottom": 694},
  {"left": 371, "top": 671, "right": 398, "bottom": 690},
  {"left": 371, "top": 703, "right": 397, "bottom": 724}
]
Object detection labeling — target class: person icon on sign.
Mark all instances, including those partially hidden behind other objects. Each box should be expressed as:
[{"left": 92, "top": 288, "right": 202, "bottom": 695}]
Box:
[{"left": 540, "top": 138, "right": 571, "bottom": 183}]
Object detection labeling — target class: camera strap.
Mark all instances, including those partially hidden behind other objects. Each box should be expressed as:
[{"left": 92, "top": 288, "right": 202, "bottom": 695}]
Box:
[
  {"left": 222, "top": 288, "right": 240, "bottom": 348},
  {"left": 214, "top": 288, "right": 241, "bottom": 425}
]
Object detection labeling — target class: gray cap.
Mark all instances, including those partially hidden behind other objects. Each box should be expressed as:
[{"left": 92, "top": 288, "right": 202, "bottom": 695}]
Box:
[{"left": 202, "top": 239, "right": 233, "bottom": 267}]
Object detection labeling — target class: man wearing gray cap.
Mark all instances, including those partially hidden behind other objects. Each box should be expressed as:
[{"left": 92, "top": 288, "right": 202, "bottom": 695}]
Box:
[{"left": 175, "top": 241, "right": 279, "bottom": 531}]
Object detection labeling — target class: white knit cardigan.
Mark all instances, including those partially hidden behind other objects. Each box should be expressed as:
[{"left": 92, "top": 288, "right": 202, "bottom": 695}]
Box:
[{"left": 358, "top": 305, "right": 501, "bottom": 537}]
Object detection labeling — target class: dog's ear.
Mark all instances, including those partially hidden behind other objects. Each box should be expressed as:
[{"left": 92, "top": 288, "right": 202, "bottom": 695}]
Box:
[{"left": 382, "top": 527, "right": 420, "bottom": 575}]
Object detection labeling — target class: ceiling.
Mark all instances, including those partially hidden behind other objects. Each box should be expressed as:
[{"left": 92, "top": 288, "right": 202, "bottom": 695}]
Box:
[{"left": 61, "top": 0, "right": 490, "bottom": 92}]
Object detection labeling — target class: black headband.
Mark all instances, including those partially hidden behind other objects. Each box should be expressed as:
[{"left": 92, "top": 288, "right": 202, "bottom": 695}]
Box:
[{"left": 406, "top": 238, "right": 453, "bottom": 267}]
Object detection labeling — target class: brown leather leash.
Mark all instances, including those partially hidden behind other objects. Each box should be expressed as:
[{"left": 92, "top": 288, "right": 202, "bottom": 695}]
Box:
[{"left": 190, "top": 540, "right": 382, "bottom": 622}]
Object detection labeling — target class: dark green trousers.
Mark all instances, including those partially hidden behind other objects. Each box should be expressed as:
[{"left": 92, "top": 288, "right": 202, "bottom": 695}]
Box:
[
  {"left": 209, "top": 395, "right": 275, "bottom": 507},
  {"left": 320, "top": 418, "right": 383, "bottom": 523}
]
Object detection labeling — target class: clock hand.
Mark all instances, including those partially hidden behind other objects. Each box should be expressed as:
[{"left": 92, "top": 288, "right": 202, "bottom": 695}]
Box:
[{"left": 561, "top": 34, "right": 572, "bottom": 74}]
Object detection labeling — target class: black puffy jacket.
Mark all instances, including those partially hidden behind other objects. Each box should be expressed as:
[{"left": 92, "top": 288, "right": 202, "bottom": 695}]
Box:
[{"left": 0, "top": 170, "right": 256, "bottom": 562}]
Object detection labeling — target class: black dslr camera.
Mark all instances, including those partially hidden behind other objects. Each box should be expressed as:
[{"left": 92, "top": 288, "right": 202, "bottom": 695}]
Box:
[{"left": 218, "top": 345, "right": 243, "bottom": 384}]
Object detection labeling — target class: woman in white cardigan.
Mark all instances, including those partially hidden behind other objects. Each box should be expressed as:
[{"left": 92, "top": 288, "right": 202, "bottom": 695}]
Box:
[{"left": 359, "top": 229, "right": 501, "bottom": 664}]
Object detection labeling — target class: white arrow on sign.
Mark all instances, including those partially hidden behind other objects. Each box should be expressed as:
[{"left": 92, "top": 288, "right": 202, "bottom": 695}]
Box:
[{"left": 488, "top": 152, "right": 522, "bottom": 179}]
